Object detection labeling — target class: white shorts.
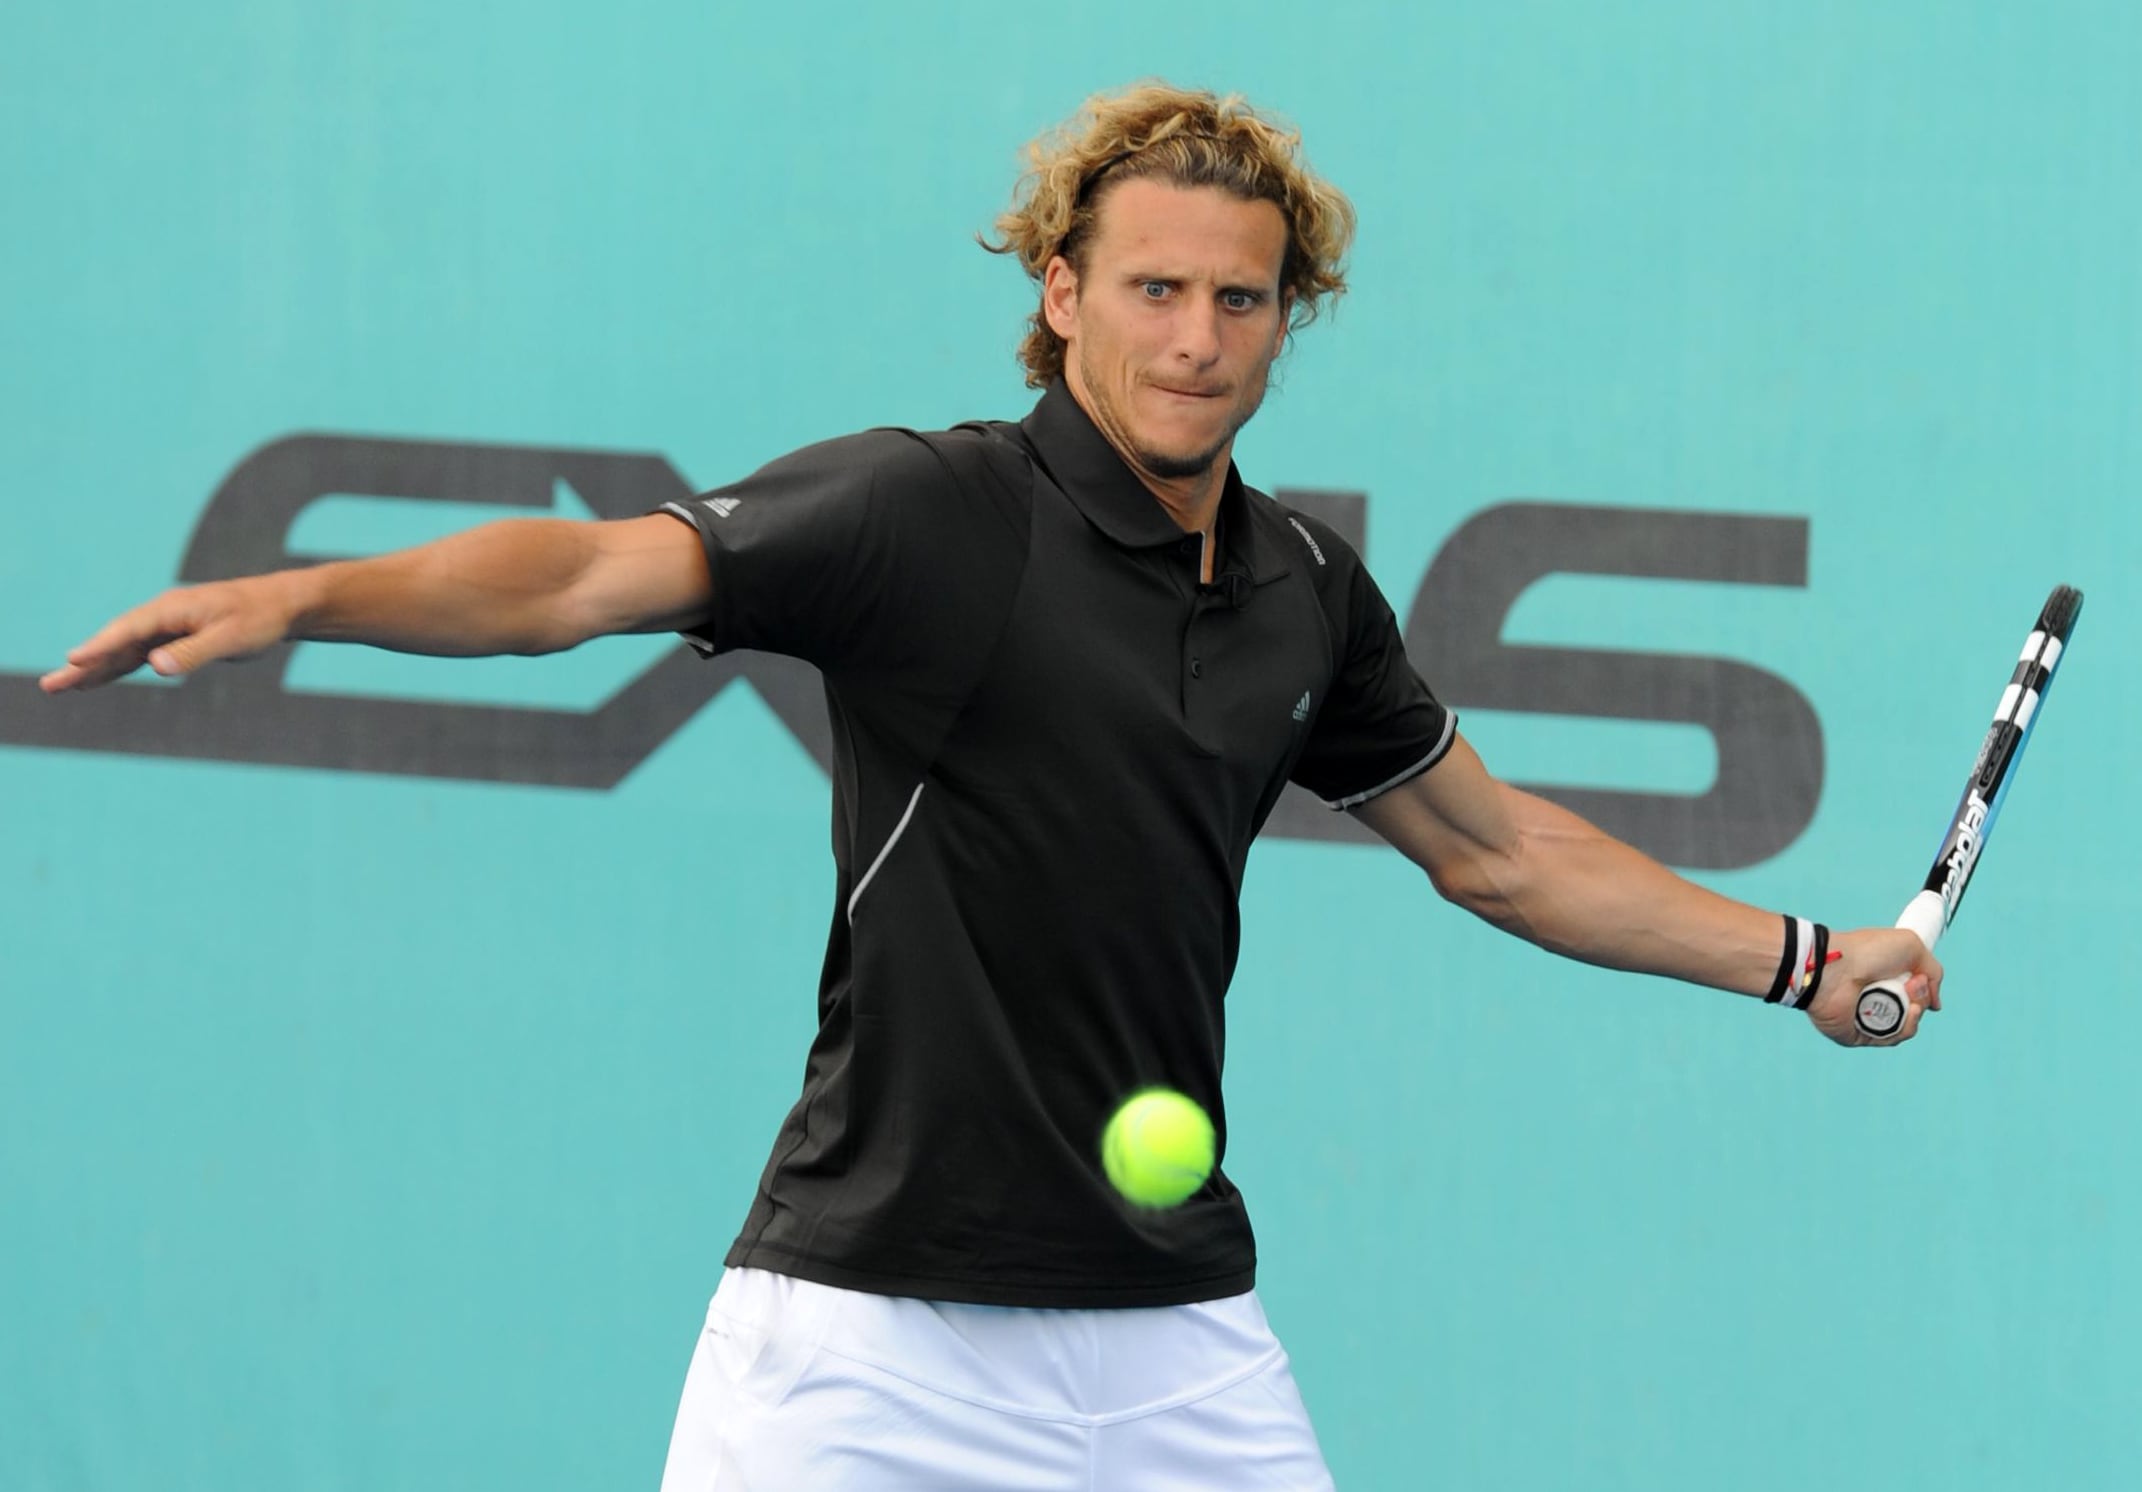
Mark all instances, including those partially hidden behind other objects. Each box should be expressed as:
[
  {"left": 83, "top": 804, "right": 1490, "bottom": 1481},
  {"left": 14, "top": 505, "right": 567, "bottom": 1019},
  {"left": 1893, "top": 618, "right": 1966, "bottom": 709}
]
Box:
[{"left": 658, "top": 1267, "right": 1335, "bottom": 1491}]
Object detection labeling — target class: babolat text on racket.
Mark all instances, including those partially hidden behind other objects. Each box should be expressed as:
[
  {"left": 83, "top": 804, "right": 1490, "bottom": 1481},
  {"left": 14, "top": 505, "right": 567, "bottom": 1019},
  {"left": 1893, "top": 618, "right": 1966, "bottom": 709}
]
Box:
[{"left": 1855, "top": 584, "right": 2084, "bottom": 1040}]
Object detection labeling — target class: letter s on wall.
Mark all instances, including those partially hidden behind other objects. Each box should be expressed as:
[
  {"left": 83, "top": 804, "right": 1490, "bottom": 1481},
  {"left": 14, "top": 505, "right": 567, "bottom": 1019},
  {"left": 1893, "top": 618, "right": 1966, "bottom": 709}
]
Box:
[{"left": 1400, "top": 503, "right": 1822, "bottom": 871}]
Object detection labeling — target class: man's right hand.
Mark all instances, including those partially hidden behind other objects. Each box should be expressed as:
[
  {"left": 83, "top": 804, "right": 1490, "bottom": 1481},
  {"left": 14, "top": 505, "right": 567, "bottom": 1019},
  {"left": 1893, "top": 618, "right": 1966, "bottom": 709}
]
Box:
[
  {"left": 1804, "top": 926, "right": 1945, "bottom": 1047},
  {"left": 41, "top": 572, "right": 308, "bottom": 693}
]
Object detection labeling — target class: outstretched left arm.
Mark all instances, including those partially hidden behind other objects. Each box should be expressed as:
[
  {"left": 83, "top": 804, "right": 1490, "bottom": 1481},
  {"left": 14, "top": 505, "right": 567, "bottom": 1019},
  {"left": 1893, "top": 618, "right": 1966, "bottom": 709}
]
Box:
[{"left": 1349, "top": 732, "right": 1943, "bottom": 1045}]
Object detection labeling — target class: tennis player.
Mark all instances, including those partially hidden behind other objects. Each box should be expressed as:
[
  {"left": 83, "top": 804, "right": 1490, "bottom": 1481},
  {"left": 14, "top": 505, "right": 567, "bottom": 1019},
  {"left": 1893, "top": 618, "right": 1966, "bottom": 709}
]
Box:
[{"left": 44, "top": 83, "right": 1940, "bottom": 1491}]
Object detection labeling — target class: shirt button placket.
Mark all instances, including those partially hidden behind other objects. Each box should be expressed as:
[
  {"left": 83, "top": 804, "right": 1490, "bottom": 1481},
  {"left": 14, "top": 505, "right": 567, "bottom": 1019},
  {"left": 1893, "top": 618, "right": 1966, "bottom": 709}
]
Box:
[
  {"left": 1177, "top": 538, "right": 1208, "bottom": 703},
  {"left": 1181, "top": 608, "right": 1220, "bottom": 751}
]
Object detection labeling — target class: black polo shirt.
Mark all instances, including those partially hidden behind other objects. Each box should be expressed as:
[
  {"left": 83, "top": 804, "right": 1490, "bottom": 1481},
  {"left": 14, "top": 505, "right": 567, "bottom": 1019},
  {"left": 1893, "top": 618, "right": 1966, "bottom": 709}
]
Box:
[{"left": 658, "top": 380, "right": 1454, "bottom": 1308}]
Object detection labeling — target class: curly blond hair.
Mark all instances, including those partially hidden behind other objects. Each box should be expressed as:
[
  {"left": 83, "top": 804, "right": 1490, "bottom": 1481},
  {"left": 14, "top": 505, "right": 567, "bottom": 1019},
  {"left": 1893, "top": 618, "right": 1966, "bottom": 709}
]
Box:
[{"left": 983, "top": 83, "right": 1356, "bottom": 388}]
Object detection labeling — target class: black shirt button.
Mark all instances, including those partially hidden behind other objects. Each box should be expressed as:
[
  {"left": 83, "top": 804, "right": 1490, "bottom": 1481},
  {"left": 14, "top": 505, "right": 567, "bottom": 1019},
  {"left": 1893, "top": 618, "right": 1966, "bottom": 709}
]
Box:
[{"left": 1189, "top": 659, "right": 1204, "bottom": 679}]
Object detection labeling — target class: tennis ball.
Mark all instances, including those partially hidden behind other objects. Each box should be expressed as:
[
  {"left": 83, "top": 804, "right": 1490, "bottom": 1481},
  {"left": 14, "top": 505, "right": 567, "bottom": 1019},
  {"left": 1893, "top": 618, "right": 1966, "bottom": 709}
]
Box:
[{"left": 1101, "top": 1088, "right": 1215, "bottom": 1208}]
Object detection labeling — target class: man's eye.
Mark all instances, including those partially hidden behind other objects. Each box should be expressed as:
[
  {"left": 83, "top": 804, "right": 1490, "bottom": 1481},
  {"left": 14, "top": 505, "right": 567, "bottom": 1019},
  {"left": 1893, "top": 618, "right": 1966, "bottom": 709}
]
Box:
[
  {"left": 1223, "top": 292, "right": 1252, "bottom": 311},
  {"left": 1141, "top": 281, "right": 1169, "bottom": 299}
]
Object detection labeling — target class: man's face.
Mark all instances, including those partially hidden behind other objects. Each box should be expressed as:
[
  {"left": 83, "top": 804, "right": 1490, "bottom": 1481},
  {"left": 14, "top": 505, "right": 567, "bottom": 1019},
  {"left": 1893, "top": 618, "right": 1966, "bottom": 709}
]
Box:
[{"left": 1043, "top": 178, "right": 1292, "bottom": 484}]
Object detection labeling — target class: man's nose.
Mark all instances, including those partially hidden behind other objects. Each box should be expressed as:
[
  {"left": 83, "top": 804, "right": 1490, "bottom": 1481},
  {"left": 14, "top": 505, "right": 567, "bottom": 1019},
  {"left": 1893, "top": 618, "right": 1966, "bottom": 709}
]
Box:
[{"left": 1170, "top": 297, "right": 1223, "bottom": 367}]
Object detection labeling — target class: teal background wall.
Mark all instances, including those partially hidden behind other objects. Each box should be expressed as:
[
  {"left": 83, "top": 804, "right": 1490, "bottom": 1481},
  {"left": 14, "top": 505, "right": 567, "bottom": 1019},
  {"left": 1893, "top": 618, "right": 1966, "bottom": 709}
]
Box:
[{"left": 4, "top": 3, "right": 2137, "bottom": 1488}]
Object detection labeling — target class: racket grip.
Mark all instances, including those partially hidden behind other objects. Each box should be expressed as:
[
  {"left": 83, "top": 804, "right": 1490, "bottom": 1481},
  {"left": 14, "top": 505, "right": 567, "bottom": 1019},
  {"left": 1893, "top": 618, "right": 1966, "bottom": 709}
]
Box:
[{"left": 1853, "top": 891, "right": 1947, "bottom": 1039}]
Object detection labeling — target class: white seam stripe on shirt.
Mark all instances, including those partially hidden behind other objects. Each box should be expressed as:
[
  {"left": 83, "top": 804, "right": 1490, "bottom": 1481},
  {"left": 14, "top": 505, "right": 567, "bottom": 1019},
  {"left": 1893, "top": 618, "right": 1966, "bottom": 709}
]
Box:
[
  {"left": 1324, "top": 711, "right": 1460, "bottom": 810},
  {"left": 848, "top": 783, "right": 926, "bottom": 920}
]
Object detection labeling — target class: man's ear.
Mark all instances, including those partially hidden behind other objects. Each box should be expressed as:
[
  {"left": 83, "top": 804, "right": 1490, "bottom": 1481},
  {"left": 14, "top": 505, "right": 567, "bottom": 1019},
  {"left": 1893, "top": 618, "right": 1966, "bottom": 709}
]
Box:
[
  {"left": 1042, "top": 255, "right": 1080, "bottom": 341},
  {"left": 1273, "top": 288, "right": 1296, "bottom": 358}
]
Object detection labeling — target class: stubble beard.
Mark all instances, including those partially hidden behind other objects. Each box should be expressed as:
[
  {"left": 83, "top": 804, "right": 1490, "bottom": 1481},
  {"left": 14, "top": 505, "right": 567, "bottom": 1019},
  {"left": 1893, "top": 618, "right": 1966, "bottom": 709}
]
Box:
[{"left": 1139, "top": 439, "right": 1233, "bottom": 482}]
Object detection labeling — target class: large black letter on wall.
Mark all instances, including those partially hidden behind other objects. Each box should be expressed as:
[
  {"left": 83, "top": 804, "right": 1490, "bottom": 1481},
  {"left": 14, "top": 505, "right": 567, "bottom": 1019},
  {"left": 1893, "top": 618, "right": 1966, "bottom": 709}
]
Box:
[
  {"left": 1402, "top": 503, "right": 1821, "bottom": 870},
  {"left": 0, "top": 436, "right": 832, "bottom": 784}
]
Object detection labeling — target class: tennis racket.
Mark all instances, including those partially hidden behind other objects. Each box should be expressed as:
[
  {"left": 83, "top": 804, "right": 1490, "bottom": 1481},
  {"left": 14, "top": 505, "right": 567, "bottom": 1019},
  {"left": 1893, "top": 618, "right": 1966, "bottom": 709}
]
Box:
[{"left": 1855, "top": 584, "right": 2084, "bottom": 1039}]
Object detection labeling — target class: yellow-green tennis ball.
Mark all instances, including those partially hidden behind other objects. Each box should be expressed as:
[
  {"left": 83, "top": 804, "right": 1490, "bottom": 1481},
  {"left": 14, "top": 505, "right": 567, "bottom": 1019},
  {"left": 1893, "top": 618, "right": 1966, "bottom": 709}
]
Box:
[{"left": 1101, "top": 1088, "right": 1215, "bottom": 1208}]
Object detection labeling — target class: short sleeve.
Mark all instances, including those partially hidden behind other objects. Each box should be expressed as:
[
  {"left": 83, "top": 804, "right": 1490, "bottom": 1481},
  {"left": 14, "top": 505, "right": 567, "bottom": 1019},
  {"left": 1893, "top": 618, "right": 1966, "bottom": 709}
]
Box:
[
  {"left": 1286, "top": 520, "right": 1457, "bottom": 809},
  {"left": 656, "top": 429, "right": 948, "bottom": 670}
]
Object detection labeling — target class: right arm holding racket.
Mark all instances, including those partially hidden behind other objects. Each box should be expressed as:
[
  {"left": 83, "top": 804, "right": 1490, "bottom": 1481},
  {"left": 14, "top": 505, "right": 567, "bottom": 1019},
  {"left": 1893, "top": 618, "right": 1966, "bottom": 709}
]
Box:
[
  {"left": 1353, "top": 734, "right": 1945, "bottom": 1046},
  {"left": 37, "top": 515, "right": 714, "bottom": 693}
]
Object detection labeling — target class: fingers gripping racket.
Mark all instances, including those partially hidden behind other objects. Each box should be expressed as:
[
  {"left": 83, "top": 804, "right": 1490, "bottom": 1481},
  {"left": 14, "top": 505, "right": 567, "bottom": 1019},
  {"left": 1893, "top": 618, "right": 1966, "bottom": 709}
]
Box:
[{"left": 1855, "top": 584, "right": 2085, "bottom": 1039}]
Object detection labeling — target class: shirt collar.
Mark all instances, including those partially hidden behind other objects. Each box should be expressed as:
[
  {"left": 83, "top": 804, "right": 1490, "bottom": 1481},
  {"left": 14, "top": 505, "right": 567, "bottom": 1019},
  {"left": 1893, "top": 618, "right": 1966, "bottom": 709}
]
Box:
[{"left": 1020, "top": 379, "right": 1282, "bottom": 584}]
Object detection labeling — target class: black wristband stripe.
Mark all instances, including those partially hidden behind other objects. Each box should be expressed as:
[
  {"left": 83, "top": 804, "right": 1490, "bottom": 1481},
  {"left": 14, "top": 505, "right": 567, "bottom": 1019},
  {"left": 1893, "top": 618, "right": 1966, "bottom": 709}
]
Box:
[
  {"left": 1791, "top": 922, "right": 1833, "bottom": 1011},
  {"left": 1764, "top": 913, "right": 1797, "bottom": 1004}
]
